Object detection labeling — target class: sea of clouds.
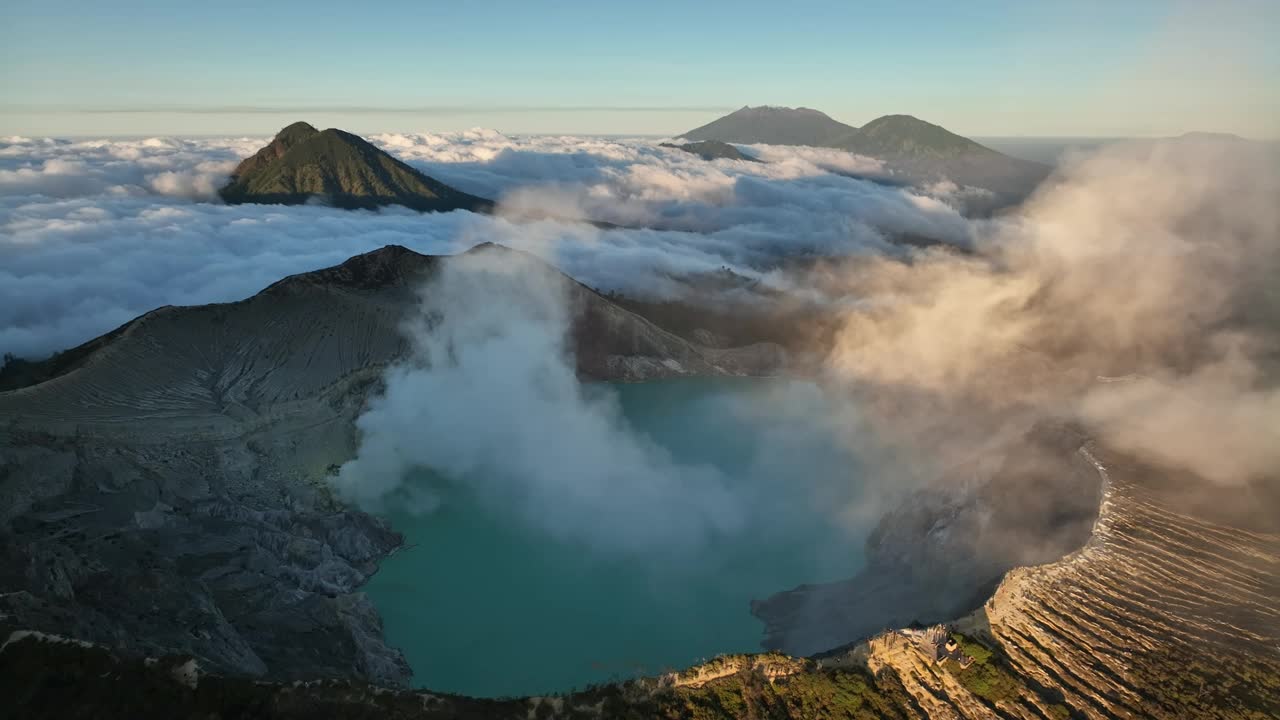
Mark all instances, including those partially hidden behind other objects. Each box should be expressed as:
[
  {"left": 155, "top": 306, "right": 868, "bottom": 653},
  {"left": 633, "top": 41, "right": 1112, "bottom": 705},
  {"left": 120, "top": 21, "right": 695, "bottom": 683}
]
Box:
[
  {"left": 0, "top": 130, "right": 969, "bottom": 360},
  {"left": 4, "top": 127, "right": 1276, "bottom": 556}
]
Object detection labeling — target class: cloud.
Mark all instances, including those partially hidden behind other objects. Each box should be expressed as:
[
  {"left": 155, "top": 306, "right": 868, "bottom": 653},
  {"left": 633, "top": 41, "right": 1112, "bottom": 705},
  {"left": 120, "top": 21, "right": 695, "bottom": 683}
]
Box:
[
  {"left": 745, "top": 143, "right": 888, "bottom": 178},
  {"left": 332, "top": 248, "right": 746, "bottom": 552},
  {"left": 0, "top": 136, "right": 244, "bottom": 200},
  {"left": 0, "top": 159, "right": 106, "bottom": 198},
  {"left": 823, "top": 136, "right": 1280, "bottom": 488},
  {"left": 2, "top": 124, "right": 1270, "bottom": 585},
  {"left": 0, "top": 131, "right": 966, "bottom": 359},
  {"left": 146, "top": 161, "right": 236, "bottom": 199},
  {"left": 1078, "top": 348, "right": 1280, "bottom": 485},
  {"left": 8, "top": 129, "right": 1271, "bottom": 495}
]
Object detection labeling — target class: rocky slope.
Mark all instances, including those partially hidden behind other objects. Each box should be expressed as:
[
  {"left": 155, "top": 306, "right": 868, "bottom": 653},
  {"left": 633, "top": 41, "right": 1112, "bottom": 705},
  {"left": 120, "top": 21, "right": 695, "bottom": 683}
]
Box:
[
  {"left": 845, "top": 444, "right": 1280, "bottom": 719},
  {"left": 0, "top": 243, "right": 784, "bottom": 686},
  {"left": 220, "top": 122, "right": 493, "bottom": 213}
]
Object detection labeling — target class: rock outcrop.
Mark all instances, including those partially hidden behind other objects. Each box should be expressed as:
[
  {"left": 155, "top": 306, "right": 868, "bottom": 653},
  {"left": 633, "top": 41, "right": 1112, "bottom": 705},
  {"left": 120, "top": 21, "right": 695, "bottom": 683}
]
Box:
[{"left": 842, "top": 444, "right": 1280, "bottom": 719}]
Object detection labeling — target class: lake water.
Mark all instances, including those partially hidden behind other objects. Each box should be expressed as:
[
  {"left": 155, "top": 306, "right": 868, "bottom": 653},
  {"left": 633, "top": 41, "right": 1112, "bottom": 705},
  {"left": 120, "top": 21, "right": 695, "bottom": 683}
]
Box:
[{"left": 365, "top": 377, "right": 869, "bottom": 697}]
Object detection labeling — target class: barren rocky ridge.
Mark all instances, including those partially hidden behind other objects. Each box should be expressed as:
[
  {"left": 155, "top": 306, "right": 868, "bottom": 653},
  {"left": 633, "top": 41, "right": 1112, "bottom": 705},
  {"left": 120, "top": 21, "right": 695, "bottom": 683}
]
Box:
[{"left": 0, "top": 243, "right": 784, "bottom": 685}]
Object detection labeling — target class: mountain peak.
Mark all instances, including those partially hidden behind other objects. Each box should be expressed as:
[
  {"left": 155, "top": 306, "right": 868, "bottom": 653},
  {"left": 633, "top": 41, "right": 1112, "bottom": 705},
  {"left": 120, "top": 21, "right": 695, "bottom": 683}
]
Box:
[
  {"left": 679, "top": 106, "right": 856, "bottom": 146},
  {"left": 276, "top": 121, "right": 319, "bottom": 142},
  {"left": 836, "top": 114, "right": 1050, "bottom": 198},
  {"left": 734, "top": 106, "right": 840, "bottom": 122},
  {"left": 848, "top": 114, "right": 986, "bottom": 156},
  {"left": 862, "top": 113, "right": 922, "bottom": 125},
  {"left": 226, "top": 121, "right": 321, "bottom": 181}
]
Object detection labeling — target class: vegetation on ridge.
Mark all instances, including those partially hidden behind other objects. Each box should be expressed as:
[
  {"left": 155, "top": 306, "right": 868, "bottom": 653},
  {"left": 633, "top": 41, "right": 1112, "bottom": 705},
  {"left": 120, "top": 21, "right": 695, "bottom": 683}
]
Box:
[
  {"left": 836, "top": 114, "right": 992, "bottom": 160},
  {"left": 944, "top": 633, "right": 1024, "bottom": 705},
  {"left": 219, "top": 123, "right": 493, "bottom": 213}
]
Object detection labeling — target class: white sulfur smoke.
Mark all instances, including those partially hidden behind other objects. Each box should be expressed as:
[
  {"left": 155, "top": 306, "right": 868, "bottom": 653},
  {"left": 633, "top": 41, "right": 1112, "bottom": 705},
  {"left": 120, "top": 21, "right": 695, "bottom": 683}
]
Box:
[{"left": 333, "top": 248, "right": 746, "bottom": 552}]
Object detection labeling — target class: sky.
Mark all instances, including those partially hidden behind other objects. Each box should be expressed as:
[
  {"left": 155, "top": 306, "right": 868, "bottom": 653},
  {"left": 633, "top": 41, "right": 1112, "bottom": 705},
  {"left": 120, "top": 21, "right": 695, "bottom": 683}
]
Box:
[{"left": 1, "top": 0, "right": 1277, "bottom": 138}]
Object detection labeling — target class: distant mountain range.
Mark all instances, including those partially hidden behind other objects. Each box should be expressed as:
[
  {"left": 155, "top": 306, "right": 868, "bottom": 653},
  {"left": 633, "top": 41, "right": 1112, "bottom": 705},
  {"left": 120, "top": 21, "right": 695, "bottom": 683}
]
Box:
[
  {"left": 839, "top": 114, "right": 1050, "bottom": 196},
  {"left": 220, "top": 122, "right": 492, "bottom": 213},
  {"left": 679, "top": 106, "right": 1051, "bottom": 199}
]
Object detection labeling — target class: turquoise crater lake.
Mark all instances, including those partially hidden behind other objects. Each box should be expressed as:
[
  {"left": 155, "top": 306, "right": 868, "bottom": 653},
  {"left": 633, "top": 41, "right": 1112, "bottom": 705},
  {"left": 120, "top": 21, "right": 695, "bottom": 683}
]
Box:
[{"left": 364, "top": 377, "right": 870, "bottom": 697}]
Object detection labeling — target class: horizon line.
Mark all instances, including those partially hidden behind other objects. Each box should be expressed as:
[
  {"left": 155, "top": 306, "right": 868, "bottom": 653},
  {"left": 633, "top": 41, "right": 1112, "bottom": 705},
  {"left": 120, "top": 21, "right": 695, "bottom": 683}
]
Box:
[{"left": 0, "top": 104, "right": 738, "bottom": 115}]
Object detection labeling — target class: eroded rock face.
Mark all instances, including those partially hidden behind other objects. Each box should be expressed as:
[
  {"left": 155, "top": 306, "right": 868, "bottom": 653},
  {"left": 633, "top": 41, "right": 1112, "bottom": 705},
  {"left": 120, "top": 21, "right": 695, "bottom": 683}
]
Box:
[
  {"left": 0, "top": 243, "right": 786, "bottom": 684},
  {"left": 853, "top": 445, "right": 1280, "bottom": 720},
  {"left": 0, "top": 365, "right": 409, "bottom": 683},
  {"left": 0, "top": 496, "right": 408, "bottom": 683}
]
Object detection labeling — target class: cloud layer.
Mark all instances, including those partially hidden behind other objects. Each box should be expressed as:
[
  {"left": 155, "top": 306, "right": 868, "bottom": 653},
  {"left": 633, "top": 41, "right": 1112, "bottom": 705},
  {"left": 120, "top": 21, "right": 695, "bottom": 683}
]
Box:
[
  {"left": 4, "top": 125, "right": 1273, "bottom": 567},
  {"left": 824, "top": 136, "right": 1280, "bottom": 488},
  {"left": 1, "top": 129, "right": 969, "bottom": 360}
]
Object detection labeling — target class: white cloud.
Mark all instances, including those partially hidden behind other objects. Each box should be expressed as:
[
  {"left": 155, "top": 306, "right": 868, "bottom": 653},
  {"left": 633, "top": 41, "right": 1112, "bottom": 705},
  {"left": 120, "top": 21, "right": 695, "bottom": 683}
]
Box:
[
  {"left": 1, "top": 127, "right": 1271, "bottom": 560},
  {"left": 0, "top": 130, "right": 967, "bottom": 359},
  {"left": 0, "top": 136, "right": 248, "bottom": 201},
  {"left": 823, "top": 136, "right": 1280, "bottom": 487},
  {"left": 333, "top": 249, "right": 747, "bottom": 552}
]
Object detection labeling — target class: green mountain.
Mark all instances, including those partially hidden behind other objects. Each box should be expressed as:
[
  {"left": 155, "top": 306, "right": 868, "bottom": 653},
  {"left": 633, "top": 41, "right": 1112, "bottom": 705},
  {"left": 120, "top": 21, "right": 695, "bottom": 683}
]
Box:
[
  {"left": 835, "top": 114, "right": 1051, "bottom": 196},
  {"left": 220, "top": 122, "right": 493, "bottom": 213},
  {"left": 679, "top": 106, "right": 857, "bottom": 147},
  {"left": 659, "top": 140, "right": 761, "bottom": 162},
  {"left": 836, "top": 114, "right": 987, "bottom": 159}
]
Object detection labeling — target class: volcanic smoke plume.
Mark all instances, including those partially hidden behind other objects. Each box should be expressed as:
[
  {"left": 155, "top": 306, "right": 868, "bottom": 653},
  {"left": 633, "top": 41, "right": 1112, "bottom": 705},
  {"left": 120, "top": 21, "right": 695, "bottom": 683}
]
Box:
[{"left": 823, "top": 136, "right": 1279, "bottom": 494}]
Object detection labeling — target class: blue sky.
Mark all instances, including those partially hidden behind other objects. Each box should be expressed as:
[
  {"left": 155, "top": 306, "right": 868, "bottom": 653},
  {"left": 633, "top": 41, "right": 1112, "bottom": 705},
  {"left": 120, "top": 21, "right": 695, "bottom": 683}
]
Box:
[{"left": 2, "top": 0, "right": 1276, "bottom": 137}]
